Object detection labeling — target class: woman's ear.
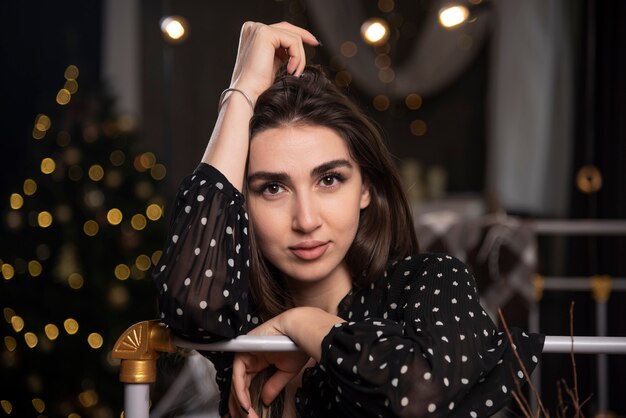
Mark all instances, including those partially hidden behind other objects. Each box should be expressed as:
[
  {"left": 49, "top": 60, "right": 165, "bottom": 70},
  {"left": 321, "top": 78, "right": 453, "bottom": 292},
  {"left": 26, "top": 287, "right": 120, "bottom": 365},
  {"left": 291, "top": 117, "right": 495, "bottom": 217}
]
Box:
[{"left": 360, "top": 182, "right": 371, "bottom": 209}]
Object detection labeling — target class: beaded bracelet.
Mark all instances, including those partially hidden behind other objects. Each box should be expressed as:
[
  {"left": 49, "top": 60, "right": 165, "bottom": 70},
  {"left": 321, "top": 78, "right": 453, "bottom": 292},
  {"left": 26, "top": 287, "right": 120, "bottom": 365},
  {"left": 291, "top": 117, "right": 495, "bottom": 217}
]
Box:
[{"left": 218, "top": 88, "right": 254, "bottom": 113}]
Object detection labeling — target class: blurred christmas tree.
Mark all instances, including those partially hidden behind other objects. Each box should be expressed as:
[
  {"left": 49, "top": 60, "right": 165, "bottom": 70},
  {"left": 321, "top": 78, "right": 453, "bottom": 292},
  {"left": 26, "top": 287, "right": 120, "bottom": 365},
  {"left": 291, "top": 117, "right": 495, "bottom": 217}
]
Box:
[{"left": 1, "top": 64, "right": 166, "bottom": 418}]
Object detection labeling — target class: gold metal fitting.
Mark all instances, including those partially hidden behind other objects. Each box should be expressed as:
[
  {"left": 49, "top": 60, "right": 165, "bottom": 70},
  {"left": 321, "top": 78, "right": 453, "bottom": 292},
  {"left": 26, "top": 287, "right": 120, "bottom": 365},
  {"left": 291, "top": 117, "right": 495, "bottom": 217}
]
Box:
[
  {"left": 111, "top": 320, "right": 176, "bottom": 383},
  {"left": 532, "top": 274, "right": 544, "bottom": 301},
  {"left": 591, "top": 275, "right": 612, "bottom": 303}
]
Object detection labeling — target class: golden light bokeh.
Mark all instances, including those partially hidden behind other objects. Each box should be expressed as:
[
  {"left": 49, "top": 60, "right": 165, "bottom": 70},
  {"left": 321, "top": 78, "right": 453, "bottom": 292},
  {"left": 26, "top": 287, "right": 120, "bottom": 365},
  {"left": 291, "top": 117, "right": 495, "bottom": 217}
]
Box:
[
  {"left": 78, "top": 390, "right": 98, "bottom": 408},
  {"left": 107, "top": 208, "right": 123, "bottom": 225},
  {"left": 1, "top": 400, "right": 12, "bottom": 414},
  {"left": 68, "top": 273, "right": 84, "bottom": 290},
  {"left": 373, "top": 94, "right": 390, "bottom": 111},
  {"left": 151, "top": 250, "right": 162, "bottom": 266},
  {"left": 88, "top": 333, "right": 104, "bottom": 349},
  {"left": 439, "top": 5, "right": 469, "bottom": 28},
  {"left": 35, "top": 114, "right": 52, "bottom": 131},
  {"left": 160, "top": 16, "right": 189, "bottom": 43},
  {"left": 28, "top": 260, "right": 43, "bottom": 277},
  {"left": 64, "top": 318, "right": 79, "bottom": 335},
  {"left": 340, "top": 41, "right": 358, "bottom": 58},
  {"left": 114, "top": 264, "right": 130, "bottom": 281},
  {"left": 361, "top": 18, "right": 389, "bottom": 45},
  {"left": 11, "top": 315, "right": 24, "bottom": 332},
  {"left": 405, "top": 93, "right": 423, "bottom": 110},
  {"left": 576, "top": 164, "right": 602, "bottom": 194},
  {"left": 65, "top": 64, "right": 79, "bottom": 80},
  {"left": 56, "top": 88, "right": 72, "bottom": 105},
  {"left": 2, "top": 263, "right": 15, "bottom": 280},
  {"left": 83, "top": 220, "right": 99, "bottom": 237},
  {"left": 31, "top": 398, "right": 45, "bottom": 413},
  {"left": 3, "top": 307, "right": 15, "bottom": 323},
  {"left": 140, "top": 152, "right": 156, "bottom": 169},
  {"left": 150, "top": 163, "right": 166, "bottom": 180},
  {"left": 378, "top": 67, "right": 395, "bottom": 83},
  {"left": 131, "top": 214, "right": 147, "bottom": 231},
  {"left": 88, "top": 164, "right": 104, "bottom": 181},
  {"left": 374, "top": 54, "right": 391, "bottom": 69},
  {"left": 64, "top": 79, "right": 79, "bottom": 94},
  {"left": 24, "top": 179, "right": 37, "bottom": 195},
  {"left": 24, "top": 332, "right": 38, "bottom": 349},
  {"left": 10, "top": 193, "right": 23, "bottom": 210},
  {"left": 41, "top": 157, "right": 56, "bottom": 174},
  {"left": 146, "top": 204, "right": 163, "bottom": 221},
  {"left": 410, "top": 119, "right": 428, "bottom": 136},
  {"left": 32, "top": 127, "right": 46, "bottom": 140},
  {"left": 68, "top": 413, "right": 81, "bottom": 418},
  {"left": 110, "top": 150, "right": 126, "bottom": 166},
  {"left": 4, "top": 336, "right": 17, "bottom": 352},
  {"left": 378, "top": 0, "right": 394, "bottom": 13},
  {"left": 44, "top": 324, "right": 59, "bottom": 340},
  {"left": 38, "top": 211, "right": 53, "bottom": 228},
  {"left": 135, "top": 255, "right": 152, "bottom": 272}
]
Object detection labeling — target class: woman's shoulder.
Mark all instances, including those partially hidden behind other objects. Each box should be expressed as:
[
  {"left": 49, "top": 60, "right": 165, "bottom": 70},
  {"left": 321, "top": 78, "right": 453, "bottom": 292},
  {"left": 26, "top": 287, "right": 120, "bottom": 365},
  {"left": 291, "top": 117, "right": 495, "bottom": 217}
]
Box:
[{"left": 386, "top": 253, "right": 468, "bottom": 278}]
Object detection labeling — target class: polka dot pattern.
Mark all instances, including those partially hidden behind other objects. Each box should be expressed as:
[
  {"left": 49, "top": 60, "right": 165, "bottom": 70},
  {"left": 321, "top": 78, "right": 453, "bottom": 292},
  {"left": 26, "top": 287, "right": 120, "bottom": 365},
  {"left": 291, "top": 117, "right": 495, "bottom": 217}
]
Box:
[{"left": 153, "top": 164, "right": 545, "bottom": 418}]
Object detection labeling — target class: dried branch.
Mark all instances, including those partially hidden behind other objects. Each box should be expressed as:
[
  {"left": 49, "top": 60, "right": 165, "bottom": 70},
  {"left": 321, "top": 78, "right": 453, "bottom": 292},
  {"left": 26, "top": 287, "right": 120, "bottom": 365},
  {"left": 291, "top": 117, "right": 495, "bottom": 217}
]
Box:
[{"left": 498, "top": 309, "right": 550, "bottom": 418}]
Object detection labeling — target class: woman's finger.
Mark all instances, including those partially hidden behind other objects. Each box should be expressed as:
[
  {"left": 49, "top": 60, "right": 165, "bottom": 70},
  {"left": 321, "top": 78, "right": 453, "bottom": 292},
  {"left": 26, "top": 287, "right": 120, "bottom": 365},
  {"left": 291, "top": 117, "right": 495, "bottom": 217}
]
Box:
[
  {"left": 261, "top": 369, "right": 299, "bottom": 406},
  {"left": 232, "top": 355, "right": 253, "bottom": 412},
  {"left": 270, "top": 21, "right": 319, "bottom": 46}
]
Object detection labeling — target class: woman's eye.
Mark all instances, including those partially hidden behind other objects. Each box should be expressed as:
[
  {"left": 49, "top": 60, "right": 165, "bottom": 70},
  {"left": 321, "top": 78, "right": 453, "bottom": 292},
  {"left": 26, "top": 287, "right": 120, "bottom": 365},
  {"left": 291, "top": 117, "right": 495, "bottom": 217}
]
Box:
[
  {"left": 319, "top": 174, "right": 343, "bottom": 188},
  {"left": 263, "top": 184, "right": 284, "bottom": 195}
]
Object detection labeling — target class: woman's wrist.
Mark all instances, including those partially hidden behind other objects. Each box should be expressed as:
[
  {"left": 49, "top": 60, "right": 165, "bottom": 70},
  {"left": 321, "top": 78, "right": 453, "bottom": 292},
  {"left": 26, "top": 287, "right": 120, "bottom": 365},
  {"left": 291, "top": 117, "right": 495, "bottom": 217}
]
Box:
[{"left": 280, "top": 307, "right": 345, "bottom": 362}]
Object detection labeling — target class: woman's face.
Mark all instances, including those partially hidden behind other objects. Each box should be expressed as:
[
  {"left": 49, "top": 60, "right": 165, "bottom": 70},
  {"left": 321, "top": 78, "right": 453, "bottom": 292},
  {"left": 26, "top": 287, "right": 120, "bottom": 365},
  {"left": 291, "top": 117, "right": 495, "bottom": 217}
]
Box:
[{"left": 247, "top": 124, "right": 370, "bottom": 288}]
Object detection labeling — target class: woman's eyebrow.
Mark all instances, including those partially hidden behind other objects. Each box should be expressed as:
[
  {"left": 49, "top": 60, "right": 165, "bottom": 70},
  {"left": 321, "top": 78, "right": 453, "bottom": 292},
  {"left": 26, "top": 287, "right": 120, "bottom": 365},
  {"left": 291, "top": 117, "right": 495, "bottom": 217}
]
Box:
[
  {"left": 247, "top": 159, "right": 353, "bottom": 183},
  {"left": 310, "top": 159, "right": 353, "bottom": 177},
  {"left": 247, "top": 171, "right": 289, "bottom": 183}
]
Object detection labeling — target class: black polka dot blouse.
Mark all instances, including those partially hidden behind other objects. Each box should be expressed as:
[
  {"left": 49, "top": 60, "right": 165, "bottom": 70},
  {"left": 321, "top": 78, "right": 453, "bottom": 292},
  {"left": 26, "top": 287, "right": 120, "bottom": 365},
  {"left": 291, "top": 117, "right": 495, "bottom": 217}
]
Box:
[{"left": 154, "top": 163, "right": 545, "bottom": 417}]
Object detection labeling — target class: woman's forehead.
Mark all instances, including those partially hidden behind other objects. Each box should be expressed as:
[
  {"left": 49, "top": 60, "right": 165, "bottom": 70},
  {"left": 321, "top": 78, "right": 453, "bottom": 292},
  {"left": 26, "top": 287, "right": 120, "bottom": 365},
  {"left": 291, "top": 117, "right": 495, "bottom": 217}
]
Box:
[{"left": 248, "top": 125, "right": 355, "bottom": 173}]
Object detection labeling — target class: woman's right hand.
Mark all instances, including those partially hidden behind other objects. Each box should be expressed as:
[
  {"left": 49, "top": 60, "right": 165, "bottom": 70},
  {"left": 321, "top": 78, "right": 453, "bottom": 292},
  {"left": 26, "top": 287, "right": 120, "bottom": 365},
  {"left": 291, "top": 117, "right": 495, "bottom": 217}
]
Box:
[{"left": 229, "top": 21, "right": 320, "bottom": 102}]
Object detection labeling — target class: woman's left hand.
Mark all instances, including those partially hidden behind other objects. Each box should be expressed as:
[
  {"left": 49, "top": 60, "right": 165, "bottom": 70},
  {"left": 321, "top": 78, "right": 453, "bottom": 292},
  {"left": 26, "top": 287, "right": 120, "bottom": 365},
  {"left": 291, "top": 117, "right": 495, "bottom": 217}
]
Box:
[{"left": 230, "top": 314, "right": 311, "bottom": 415}]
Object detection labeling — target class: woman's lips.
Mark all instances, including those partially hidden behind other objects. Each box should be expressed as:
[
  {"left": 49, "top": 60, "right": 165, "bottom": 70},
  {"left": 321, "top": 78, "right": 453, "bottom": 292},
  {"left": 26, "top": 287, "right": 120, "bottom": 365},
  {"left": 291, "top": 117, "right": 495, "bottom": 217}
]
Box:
[{"left": 289, "top": 241, "right": 329, "bottom": 261}]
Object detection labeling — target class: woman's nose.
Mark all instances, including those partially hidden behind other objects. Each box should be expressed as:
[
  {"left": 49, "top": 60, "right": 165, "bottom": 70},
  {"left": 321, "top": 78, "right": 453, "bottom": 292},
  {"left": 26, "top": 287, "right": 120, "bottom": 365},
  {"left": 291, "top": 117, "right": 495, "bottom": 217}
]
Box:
[{"left": 291, "top": 193, "right": 322, "bottom": 233}]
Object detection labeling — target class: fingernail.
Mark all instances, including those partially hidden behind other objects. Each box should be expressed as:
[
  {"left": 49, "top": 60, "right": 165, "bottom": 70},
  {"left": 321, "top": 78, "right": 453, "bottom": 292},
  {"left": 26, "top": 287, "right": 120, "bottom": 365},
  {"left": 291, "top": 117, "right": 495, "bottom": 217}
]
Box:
[
  {"left": 240, "top": 405, "right": 249, "bottom": 415},
  {"left": 317, "top": 39, "right": 324, "bottom": 47}
]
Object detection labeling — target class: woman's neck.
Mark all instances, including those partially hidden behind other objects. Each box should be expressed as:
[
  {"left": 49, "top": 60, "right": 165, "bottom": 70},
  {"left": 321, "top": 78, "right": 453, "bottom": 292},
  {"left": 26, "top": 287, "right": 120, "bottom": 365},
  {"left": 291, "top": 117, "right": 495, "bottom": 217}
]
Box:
[{"left": 284, "top": 263, "right": 352, "bottom": 315}]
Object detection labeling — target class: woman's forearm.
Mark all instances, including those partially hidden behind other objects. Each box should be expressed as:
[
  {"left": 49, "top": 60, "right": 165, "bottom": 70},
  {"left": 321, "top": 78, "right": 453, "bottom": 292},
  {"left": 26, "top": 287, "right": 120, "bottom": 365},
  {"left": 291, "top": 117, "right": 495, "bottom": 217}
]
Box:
[
  {"left": 201, "top": 91, "right": 254, "bottom": 192},
  {"left": 280, "top": 307, "right": 345, "bottom": 362}
]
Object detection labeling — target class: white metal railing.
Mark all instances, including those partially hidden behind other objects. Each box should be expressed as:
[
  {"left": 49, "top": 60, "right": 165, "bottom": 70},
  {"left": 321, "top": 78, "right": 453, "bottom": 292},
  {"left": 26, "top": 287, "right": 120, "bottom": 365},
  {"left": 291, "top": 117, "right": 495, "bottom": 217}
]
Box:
[{"left": 115, "top": 329, "right": 626, "bottom": 418}]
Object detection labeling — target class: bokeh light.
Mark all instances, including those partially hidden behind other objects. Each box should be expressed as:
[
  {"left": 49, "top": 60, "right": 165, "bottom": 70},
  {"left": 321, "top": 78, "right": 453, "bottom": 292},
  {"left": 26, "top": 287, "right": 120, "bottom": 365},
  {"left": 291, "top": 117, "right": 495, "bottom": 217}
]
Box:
[
  {"left": 410, "top": 119, "right": 428, "bottom": 136},
  {"left": 131, "top": 214, "right": 147, "bottom": 231},
  {"left": 45, "top": 324, "right": 60, "bottom": 340},
  {"left": 107, "top": 208, "right": 123, "bottom": 225},
  {"left": 83, "top": 220, "right": 99, "bottom": 237},
  {"left": 340, "top": 41, "right": 358, "bottom": 58},
  {"left": 361, "top": 18, "right": 389, "bottom": 45},
  {"left": 373, "top": 94, "right": 390, "bottom": 111},
  {"left": 114, "top": 264, "right": 130, "bottom": 281},
  {"left": 10, "top": 193, "right": 23, "bottom": 210},
  {"left": 38, "top": 211, "right": 53, "bottom": 228},
  {"left": 56, "top": 88, "right": 71, "bottom": 105},
  {"left": 2, "top": 263, "right": 15, "bottom": 280},
  {"left": 439, "top": 5, "right": 469, "bottom": 28},
  {"left": 28, "top": 260, "right": 42, "bottom": 277},
  {"left": 31, "top": 398, "right": 45, "bottom": 413},
  {"left": 160, "top": 16, "right": 189, "bottom": 43},
  {"left": 135, "top": 255, "right": 152, "bottom": 272},
  {"left": 11, "top": 316, "right": 24, "bottom": 332},
  {"left": 64, "top": 318, "right": 79, "bottom": 335},
  {"left": 24, "top": 179, "right": 37, "bottom": 195},
  {"left": 64, "top": 65, "right": 79, "bottom": 80},
  {"left": 24, "top": 332, "right": 38, "bottom": 348},
  {"left": 4, "top": 336, "right": 17, "bottom": 352},
  {"left": 87, "top": 333, "right": 103, "bottom": 349},
  {"left": 88, "top": 164, "right": 104, "bottom": 181},
  {"left": 405, "top": 93, "right": 423, "bottom": 110},
  {"left": 146, "top": 204, "right": 162, "bottom": 220},
  {"left": 68, "top": 273, "right": 84, "bottom": 290},
  {"left": 41, "top": 157, "right": 56, "bottom": 174}
]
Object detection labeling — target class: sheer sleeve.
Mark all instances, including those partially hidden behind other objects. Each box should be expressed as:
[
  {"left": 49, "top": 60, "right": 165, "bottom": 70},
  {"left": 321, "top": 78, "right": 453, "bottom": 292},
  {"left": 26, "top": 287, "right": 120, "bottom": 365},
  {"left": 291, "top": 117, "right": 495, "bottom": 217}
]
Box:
[
  {"left": 318, "top": 255, "right": 544, "bottom": 417},
  {"left": 153, "top": 163, "right": 254, "bottom": 342}
]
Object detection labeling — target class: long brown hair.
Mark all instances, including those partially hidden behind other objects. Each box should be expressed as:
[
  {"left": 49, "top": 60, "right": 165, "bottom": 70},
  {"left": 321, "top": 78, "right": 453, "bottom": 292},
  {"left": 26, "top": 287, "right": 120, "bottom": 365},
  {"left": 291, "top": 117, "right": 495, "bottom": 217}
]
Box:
[
  {"left": 247, "top": 65, "right": 419, "bottom": 319},
  {"left": 242, "top": 66, "right": 418, "bottom": 417}
]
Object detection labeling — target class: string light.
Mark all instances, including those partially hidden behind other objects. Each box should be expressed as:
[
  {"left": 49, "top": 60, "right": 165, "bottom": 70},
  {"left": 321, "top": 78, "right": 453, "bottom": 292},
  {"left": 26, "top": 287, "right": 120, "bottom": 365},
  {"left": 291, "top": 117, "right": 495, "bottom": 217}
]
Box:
[
  {"left": 11, "top": 316, "right": 24, "bottom": 332},
  {"left": 63, "top": 318, "right": 79, "bottom": 335},
  {"left": 361, "top": 18, "right": 390, "bottom": 45},
  {"left": 87, "top": 333, "right": 103, "bottom": 349},
  {"left": 40, "top": 157, "right": 56, "bottom": 174},
  {"left": 56, "top": 88, "right": 71, "bottom": 105},
  {"left": 2, "top": 263, "right": 15, "bottom": 280},
  {"left": 438, "top": 5, "right": 470, "bottom": 28},
  {"left": 4, "top": 336, "right": 17, "bottom": 352},
  {"left": 44, "top": 324, "right": 59, "bottom": 340},
  {"left": 160, "top": 16, "right": 189, "bottom": 43},
  {"left": 24, "top": 332, "right": 38, "bottom": 349},
  {"left": 107, "top": 208, "right": 123, "bottom": 225},
  {"left": 68, "top": 273, "right": 84, "bottom": 290},
  {"left": 24, "top": 179, "right": 37, "bottom": 195},
  {"left": 10, "top": 193, "right": 24, "bottom": 210},
  {"left": 146, "top": 204, "right": 163, "bottom": 221},
  {"left": 114, "top": 264, "right": 130, "bottom": 281},
  {"left": 37, "top": 211, "right": 53, "bottom": 228},
  {"left": 31, "top": 398, "right": 45, "bottom": 413}
]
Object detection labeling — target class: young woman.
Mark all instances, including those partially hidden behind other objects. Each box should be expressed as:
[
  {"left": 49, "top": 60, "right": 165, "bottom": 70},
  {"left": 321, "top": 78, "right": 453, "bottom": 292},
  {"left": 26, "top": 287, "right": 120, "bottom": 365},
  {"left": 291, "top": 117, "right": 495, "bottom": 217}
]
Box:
[{"left": 153, "top": 22, "right": 544, "bottom": 418}]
